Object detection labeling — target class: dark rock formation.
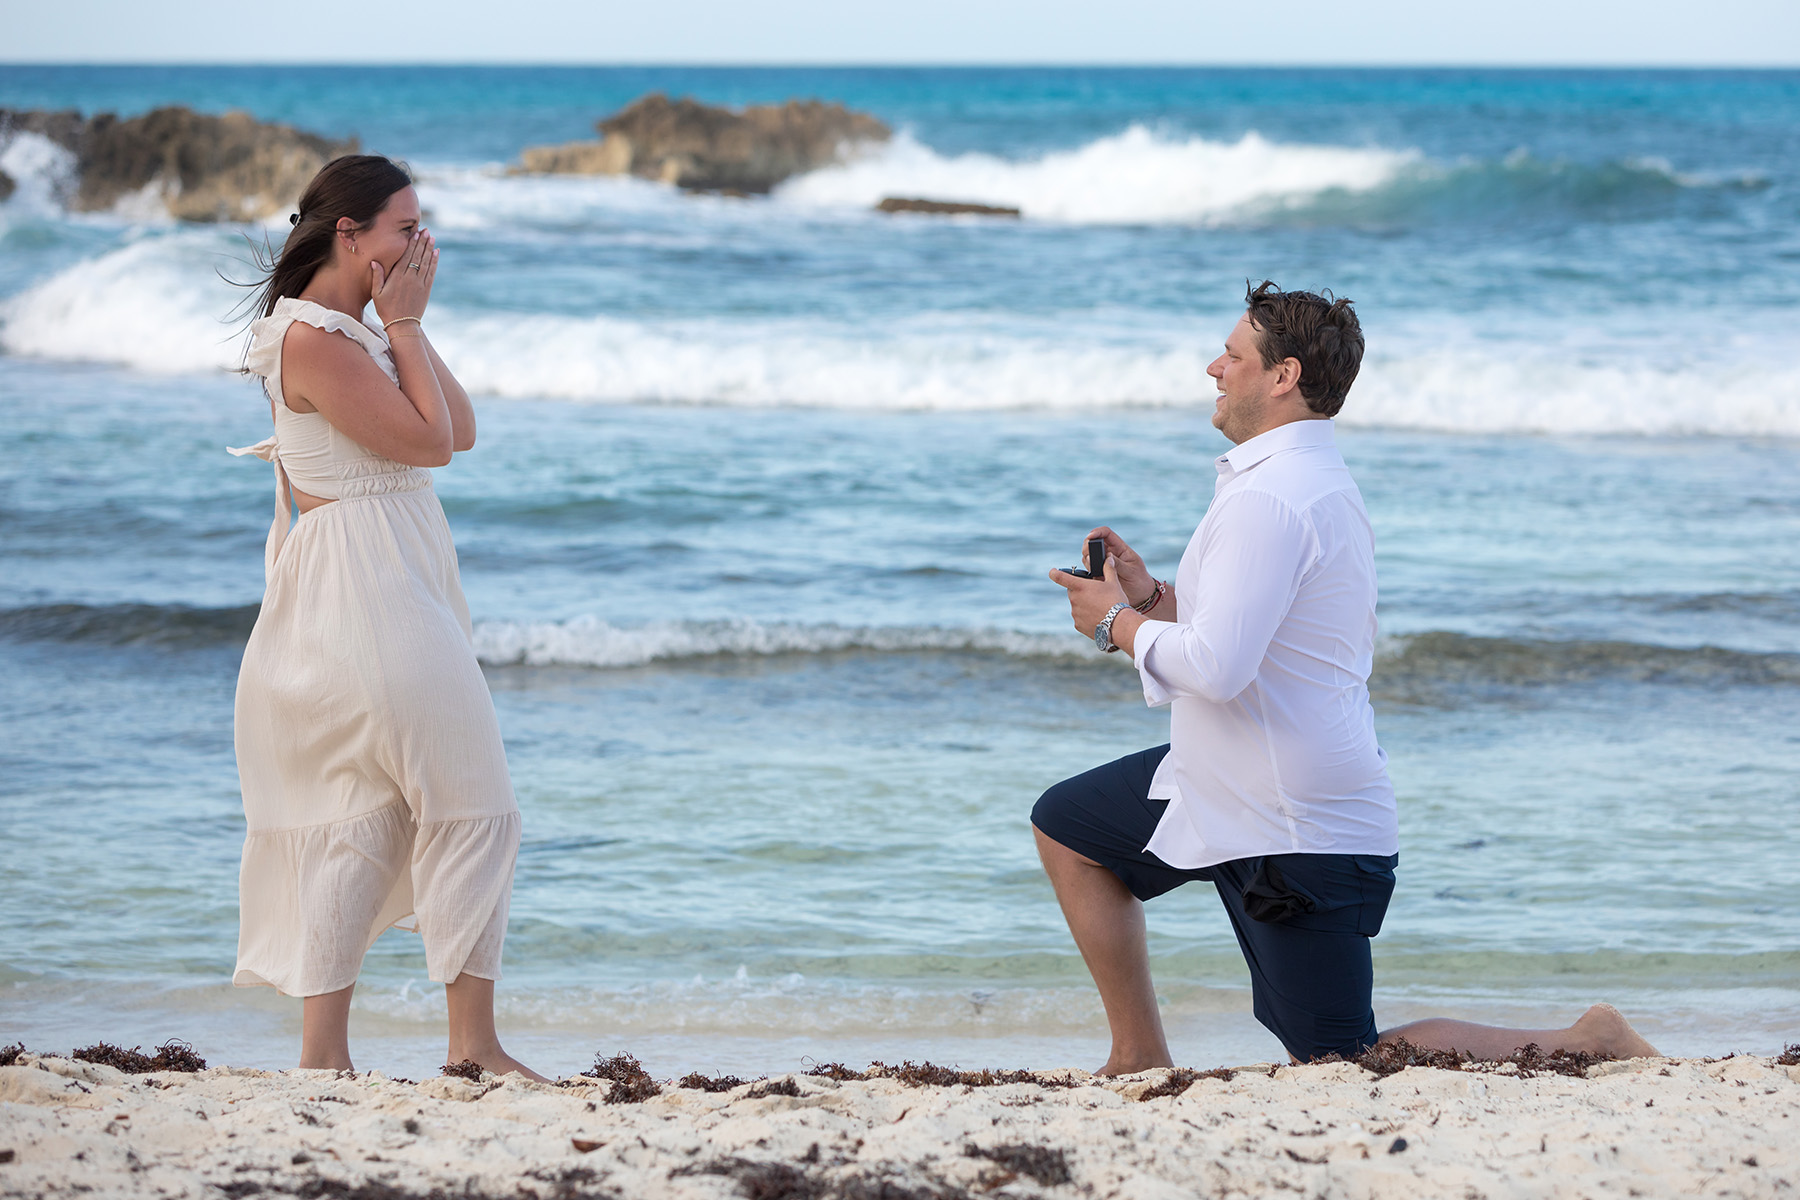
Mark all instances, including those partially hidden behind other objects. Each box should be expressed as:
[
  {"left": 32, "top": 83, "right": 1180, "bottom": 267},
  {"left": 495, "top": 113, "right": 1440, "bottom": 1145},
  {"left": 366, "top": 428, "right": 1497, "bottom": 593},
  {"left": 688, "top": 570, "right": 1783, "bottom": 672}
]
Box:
[
  {"left": 0, "top": 106, "right": 356, "bottom": 222},
  {"left": 0, "top": 170, "right": 14, "bottom": 203},
  {"left": 877, "top": 197, "right": 1021, "bottom": 218},
  {"left": 1, "top": 108, "right": 86, "bottom": 153},
  {"left": 516, "top": 92, "right": 890, "bottom": 193}
]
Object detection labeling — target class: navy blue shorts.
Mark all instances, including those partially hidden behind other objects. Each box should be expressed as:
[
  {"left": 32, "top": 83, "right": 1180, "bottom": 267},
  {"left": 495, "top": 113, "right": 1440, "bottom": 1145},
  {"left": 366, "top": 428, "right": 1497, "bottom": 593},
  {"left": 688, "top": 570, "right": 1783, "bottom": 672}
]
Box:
[{"left": 1031, "top": 745, "right": 1398, "bottom": 1062}]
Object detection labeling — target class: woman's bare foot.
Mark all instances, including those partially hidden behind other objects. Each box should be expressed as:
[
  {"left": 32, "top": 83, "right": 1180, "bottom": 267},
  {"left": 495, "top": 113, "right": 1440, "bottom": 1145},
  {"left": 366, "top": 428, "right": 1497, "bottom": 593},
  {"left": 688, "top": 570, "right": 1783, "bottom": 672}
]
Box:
[
  {"left": 443, "top": 974, "right": 549, "bottom": 1082},
  {"left": 449, "top": 1045, "right": 549, "bottom": 1083},
  {"left": 477, "top": 1051, "right": 549, "bottom": 1083},
  {"left": 1096, "top": 1052, "right": 1175, "bottom": 1077},
  {"left": 299, "top": 985, "right": 357, "bottom": 1071},
  {"left": 1571, "top": 1003, "right": 1660, "bottom": 1059},
  {"left": 297, "top": 1051, "right": 355, "bottom": 1071}
]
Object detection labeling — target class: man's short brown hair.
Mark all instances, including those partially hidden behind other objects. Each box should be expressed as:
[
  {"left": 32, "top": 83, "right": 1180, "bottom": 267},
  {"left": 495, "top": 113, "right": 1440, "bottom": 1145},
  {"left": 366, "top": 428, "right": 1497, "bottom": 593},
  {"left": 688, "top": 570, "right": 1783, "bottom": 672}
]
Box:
[{"left": 1243, "top": 280, "right": 1364, "bottom": 417}]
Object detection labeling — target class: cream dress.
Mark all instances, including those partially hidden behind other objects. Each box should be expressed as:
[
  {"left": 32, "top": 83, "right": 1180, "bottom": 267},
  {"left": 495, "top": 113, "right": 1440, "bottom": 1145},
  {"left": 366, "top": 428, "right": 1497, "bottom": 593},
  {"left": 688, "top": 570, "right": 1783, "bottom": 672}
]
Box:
[{"left": 229, "top": 297, "right": 520, "bottom": 998}]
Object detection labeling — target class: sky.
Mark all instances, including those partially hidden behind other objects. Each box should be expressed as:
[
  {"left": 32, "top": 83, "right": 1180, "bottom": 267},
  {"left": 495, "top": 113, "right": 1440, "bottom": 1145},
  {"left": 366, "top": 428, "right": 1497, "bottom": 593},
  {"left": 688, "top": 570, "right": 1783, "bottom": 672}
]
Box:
[{"left": 2, "top": 0, "right": 1797, "bottom": 65}]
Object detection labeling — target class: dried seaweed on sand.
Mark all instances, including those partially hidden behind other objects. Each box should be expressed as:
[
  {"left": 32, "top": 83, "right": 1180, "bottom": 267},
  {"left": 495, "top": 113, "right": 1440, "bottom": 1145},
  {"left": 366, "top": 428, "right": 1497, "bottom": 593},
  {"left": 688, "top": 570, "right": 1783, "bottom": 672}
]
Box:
[
  {"left": 1135, "top": 1066, "right": 1238, "bottom": 1100},
  {"left": 963, "top": 1141, "right": 1073, "bottom": 1185},
  {"left": 71, "top": 1040, "right": 206, "bottom": 1074},
  {"left": 803, "top": 1061, "right": 868, "bottom": 1081},
  {"left": 746, "top": 1077, "right": 802, "bottom": 1099},
  {"left": 676, "top": 1070, "right": 749, "bottom": 1093},
  {"left": 806, "top": 1060, "right": 1076, "bottom": 1089},
  {"left": 676, "top": 1155, "right": 975, "bottom": 1200},
  {"left": 582, "top": 1052, "right": 661, "bottom": 1103},
  {"left": 1349, "top": 1038, "right": 1613, "bottom": 1079}
]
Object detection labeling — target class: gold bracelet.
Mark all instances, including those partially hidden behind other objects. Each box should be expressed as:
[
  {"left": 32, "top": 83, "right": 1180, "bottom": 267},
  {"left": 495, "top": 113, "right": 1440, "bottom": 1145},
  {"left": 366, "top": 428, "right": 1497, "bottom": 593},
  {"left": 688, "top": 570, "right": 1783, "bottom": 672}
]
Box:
[{"left": 385, "top": 316, "right": 423, "bottom": 332}]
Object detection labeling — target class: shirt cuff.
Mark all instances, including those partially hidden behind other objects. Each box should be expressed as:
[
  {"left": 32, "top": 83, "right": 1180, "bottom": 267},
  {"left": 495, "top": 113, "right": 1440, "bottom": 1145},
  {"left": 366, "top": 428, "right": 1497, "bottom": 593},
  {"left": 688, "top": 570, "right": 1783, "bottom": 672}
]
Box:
[{"left": 1131, "top": 618, "right": 1178, "bottom": 708}]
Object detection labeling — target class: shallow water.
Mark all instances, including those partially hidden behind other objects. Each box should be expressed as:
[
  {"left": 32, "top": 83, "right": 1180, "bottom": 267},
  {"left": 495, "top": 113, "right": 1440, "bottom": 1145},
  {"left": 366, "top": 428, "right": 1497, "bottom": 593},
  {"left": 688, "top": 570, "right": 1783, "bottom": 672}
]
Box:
[{"left": 1, "top": 67, "right": 1796, "bottom": 1075}]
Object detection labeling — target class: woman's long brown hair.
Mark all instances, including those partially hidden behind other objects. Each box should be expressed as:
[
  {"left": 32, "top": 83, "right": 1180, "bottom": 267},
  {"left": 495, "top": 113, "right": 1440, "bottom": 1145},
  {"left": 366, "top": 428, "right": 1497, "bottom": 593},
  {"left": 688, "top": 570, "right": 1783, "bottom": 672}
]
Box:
[{"left": 236, "top": 154, "right": 413, "bottom": 324}]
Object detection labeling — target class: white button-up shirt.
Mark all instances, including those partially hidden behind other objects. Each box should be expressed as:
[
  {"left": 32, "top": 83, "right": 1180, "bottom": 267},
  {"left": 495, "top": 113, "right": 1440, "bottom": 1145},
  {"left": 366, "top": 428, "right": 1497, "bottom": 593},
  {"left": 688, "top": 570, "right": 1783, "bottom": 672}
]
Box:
[{"left": 1131, "top": 418, "right": 1398, "bottom": 869}]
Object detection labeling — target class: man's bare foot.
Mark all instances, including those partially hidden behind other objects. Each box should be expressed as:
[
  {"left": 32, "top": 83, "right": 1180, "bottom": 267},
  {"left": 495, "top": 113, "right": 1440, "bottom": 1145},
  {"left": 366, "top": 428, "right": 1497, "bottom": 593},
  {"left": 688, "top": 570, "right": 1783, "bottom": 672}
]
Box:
[{"left": 1572, "top": 1003, "right": 1660, "bottom": 1059}]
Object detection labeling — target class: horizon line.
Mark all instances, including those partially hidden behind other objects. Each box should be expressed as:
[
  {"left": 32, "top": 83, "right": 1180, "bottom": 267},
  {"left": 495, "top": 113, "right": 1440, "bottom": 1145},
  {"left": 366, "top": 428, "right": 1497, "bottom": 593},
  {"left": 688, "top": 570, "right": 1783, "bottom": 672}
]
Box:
[{"left": 4, "top": 60, "right": 1799, "bottom": 71}]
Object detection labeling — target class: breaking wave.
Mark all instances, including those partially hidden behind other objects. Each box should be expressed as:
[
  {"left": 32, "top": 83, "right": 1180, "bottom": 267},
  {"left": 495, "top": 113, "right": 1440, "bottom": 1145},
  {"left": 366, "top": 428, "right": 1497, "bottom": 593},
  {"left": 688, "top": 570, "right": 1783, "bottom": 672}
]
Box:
[
  {"left": 776, "top": 126, "right": 1416, "bottom": 224},
  {"left": 777, "top": 133, "right": 1764, "bottom": 227},
  {"left": 1372, "top": 630, "right": 1800, "bottom": 700},
  {"left": 470, "top": 615, "right": 1087, "bottom": 668},
  {"left": 0, "top": 231, "right": 250, "bottom": 373},
  {"left": 5, "top": 604, "right": 1798, "bottom": 700},
  {"left": 1268, "top": 148, "right": 1770, "bottom": 227},
  {"left": 474, "top": 618, "right": 1800, "bottom": 691},
  {"left": 3, "top": 237, "right": 1796, "bottom": 433}
]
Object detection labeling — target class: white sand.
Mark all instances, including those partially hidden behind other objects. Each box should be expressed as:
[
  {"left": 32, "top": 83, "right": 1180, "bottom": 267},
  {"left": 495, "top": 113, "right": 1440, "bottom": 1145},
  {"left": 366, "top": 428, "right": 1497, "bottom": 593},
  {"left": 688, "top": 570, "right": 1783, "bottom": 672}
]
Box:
[{"left": 2, "top": 1051, "right": 1796, "bottom": 1198}]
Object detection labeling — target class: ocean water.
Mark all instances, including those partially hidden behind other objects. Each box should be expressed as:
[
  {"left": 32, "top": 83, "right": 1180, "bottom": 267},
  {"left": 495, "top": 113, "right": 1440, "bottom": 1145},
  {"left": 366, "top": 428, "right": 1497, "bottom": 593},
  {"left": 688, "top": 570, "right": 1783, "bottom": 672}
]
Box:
[{"left": 0, "top": 67, "right": 1796, "bottom": 1078}]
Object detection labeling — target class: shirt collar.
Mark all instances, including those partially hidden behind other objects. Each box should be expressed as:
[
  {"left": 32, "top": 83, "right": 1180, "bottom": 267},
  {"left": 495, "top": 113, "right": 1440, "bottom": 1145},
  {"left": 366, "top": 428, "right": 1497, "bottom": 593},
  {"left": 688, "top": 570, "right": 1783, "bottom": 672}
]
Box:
[{"left": 1218, "top": 417, "right": 1336, "bottom": 475}]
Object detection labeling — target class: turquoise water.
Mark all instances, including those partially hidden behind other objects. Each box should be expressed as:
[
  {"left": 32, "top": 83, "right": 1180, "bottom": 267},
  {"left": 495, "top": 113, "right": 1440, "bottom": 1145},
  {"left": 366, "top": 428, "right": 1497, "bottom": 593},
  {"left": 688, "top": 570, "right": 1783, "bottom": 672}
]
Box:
[{"left": 0, "top": 67, "right": 1796, "bottom": 1076}]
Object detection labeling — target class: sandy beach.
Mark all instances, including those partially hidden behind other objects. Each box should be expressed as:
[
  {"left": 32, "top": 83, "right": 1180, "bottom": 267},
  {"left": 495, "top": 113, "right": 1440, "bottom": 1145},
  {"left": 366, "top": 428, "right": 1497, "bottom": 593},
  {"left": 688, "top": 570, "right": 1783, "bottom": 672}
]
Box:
[{"left": 2, "top": 1046, "right": 1796, "bottom": 1199}]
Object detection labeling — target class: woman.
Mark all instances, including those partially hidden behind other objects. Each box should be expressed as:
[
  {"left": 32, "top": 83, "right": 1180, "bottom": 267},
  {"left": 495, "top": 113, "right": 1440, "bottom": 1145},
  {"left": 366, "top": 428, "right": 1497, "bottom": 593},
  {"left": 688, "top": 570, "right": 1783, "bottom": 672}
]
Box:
[{"left": 230, "top": 155, "right": 540, "bottom": 1079}]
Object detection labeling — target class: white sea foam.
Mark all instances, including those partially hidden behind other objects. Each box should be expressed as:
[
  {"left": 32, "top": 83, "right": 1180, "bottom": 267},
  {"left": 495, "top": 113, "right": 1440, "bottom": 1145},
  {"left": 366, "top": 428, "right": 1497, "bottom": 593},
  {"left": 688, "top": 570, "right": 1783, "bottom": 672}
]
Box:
[
  {"left": 471, "top": 616, "right": 1089, "bottom": 669},
  {"left": 0, "top": 230, "right": 248, "bottom": 372},
  {"left": 430, "top": 313, "right": 1800, "bottom": 433},
  {"left": 477, "top": 618, "right": 1800, "bottom": 675},
  {"left": 5, "top": 223, "right": 1797, "bottom": 436},
  {"left": 417, "top": 166, "right": 685, "bottom": 232},
  {"left": 434, "top": 311, "right": 1213, "bottom": 410},
  {"left": 0, "top": 131, "right": 77, "bottom": 217},
  {"left": 0, "top": 240, "right": 1211, "bottom": 403},
  {"left": 1345, "top": 350, "right": 1800, "bottom": 438},
  {"left": 776, "top": 127, "right": 1418, "bottom": 224}
]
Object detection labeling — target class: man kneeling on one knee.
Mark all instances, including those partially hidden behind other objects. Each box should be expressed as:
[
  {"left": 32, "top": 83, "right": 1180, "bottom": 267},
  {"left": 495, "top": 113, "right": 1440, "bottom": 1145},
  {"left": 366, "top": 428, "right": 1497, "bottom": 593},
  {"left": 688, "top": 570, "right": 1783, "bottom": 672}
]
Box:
[
  {"left": 1041, "top": 281, "right": 1661, "bottom": 1073},
  {"left": 1040, "top": 281, "right": 1394, "bottom": 1071}
]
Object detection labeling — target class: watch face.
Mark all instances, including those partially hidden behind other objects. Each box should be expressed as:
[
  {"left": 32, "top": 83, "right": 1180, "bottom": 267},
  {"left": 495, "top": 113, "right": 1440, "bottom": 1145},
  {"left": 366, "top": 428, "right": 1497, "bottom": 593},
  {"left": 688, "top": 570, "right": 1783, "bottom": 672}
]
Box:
[{"left": 1094, "top": 602, "right": 1125, "bottom": 651}]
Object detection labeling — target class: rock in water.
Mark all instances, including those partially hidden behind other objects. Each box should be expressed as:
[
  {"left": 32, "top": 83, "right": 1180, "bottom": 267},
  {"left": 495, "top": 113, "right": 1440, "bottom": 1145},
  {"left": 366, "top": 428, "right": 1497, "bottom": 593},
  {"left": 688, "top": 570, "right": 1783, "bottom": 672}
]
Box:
[
  {"left": 515, "top": 92, "right": 890, "bottom": 193},
  {"left": 877, "top": 197, "right": 1021, "bottom": 218},
  {"left": 79, "top": 108, "right": 356, "bottom": 221},
  {"left": 516, "top": 139, "right": 632, "bottom": 177},
  {"left": 0, "top": 108, "right": 87, "bottom": 155},
  {"left": 0, "top": 106, "right": 356, "bottom": 222}
]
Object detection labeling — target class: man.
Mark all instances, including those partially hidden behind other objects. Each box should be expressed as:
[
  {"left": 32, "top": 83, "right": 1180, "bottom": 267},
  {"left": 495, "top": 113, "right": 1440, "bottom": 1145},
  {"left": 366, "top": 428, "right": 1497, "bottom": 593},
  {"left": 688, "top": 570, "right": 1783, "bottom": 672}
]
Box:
[{"left": 1041, "top": 282, "right": 1658, "bottom": 1071}]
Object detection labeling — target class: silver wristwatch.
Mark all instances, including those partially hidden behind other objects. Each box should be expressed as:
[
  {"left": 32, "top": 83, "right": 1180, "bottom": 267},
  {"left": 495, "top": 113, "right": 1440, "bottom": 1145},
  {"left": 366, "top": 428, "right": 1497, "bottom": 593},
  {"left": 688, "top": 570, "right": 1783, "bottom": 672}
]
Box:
[{"left": 1094, "top": 601, "right": 1130, "bottom": 653}]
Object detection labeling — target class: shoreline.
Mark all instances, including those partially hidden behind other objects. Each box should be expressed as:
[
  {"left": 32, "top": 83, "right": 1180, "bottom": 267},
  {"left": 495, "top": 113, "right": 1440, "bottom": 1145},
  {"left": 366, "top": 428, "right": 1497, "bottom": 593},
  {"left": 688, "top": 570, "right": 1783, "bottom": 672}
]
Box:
[
  {"left": 3, "top": 1046, "right": 1796, "bottom": 1199},
  {"left": 7, "top": 979, "right": 1794, "bottom": 1086}
]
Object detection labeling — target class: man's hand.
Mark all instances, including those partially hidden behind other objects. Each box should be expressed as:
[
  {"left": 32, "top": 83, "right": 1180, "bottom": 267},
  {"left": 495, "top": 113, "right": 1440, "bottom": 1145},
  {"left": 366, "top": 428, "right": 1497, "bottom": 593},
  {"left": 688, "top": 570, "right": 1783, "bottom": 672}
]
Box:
[
  {"left": 1085, "top": 526, "right": 1157, "bottom": 609},
  {"left": 1049, "top": 554, "right": 1143, "bottom": 655}
]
